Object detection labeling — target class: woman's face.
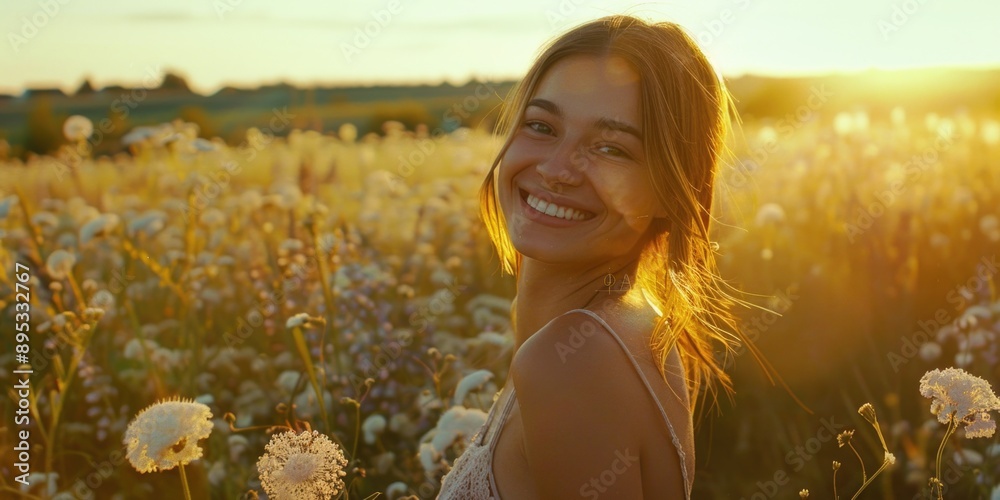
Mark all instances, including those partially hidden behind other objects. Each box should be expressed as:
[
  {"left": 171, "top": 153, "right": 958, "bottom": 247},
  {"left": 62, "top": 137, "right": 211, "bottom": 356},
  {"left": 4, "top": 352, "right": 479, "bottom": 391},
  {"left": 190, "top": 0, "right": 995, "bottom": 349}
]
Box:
[{"left": 498, "top": 54, "right": 666, "bottom": 266}]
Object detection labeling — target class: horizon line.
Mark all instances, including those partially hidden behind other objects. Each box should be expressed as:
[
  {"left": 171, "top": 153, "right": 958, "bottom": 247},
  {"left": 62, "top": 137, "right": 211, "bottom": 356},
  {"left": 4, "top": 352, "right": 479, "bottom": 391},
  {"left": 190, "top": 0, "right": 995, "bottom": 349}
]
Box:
[{"left": 3, "top": 63, "right": 999, "bottom": 98}]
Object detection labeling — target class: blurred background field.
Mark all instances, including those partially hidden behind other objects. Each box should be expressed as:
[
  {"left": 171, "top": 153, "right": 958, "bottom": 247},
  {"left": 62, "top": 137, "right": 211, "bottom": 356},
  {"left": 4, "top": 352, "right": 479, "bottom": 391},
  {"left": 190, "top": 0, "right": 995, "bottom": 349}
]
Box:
[
  {"left": 1, "top": 69, "right": 999, "bottom": 499},
  {"left": 3, "top": 1, "right": 1000, "bottom": 499}
]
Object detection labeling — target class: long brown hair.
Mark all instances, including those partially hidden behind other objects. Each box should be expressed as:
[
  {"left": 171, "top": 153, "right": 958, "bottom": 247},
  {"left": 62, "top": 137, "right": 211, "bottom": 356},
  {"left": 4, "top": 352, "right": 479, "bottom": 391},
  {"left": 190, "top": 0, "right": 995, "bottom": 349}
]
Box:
[{"left": 480, "top": 15, "right": 777, "bottom": 415}]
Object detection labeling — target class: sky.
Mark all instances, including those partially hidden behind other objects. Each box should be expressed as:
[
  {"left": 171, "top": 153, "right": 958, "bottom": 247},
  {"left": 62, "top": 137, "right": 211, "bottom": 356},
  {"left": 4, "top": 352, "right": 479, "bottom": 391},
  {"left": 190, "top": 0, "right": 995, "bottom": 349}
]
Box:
[{"left": 1, "top": 0, "right": 999, "bottom": 95}]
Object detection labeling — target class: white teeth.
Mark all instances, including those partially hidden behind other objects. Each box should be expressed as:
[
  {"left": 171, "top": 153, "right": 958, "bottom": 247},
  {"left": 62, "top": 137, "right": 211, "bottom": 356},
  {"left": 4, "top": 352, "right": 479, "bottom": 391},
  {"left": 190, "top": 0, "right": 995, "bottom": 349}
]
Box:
[{"left": 525, "top": 193, "right": 588, "bottom": 221}]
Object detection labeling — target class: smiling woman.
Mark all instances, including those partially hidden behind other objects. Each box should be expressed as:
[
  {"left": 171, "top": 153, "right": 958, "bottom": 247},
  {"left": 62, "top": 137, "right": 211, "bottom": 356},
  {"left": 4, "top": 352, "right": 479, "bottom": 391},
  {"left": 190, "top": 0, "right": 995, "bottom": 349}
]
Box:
[{"left": 436, "top": 14, "right": 763, "bottom": 500}]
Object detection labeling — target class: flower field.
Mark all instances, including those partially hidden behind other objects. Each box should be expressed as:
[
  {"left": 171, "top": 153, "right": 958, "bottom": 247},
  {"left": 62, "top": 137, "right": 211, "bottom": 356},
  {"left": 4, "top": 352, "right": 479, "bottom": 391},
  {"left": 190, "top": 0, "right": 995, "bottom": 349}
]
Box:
[{"left": 1, "top": 102, "right": 999, "bottom": 499}]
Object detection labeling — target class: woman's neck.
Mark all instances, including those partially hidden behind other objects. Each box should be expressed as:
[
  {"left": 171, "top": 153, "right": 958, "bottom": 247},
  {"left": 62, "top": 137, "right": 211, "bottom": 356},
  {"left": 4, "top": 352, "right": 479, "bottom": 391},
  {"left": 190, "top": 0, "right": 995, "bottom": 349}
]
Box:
[{"left": 511, "top": 255, "right": 641, "bottom": 354}]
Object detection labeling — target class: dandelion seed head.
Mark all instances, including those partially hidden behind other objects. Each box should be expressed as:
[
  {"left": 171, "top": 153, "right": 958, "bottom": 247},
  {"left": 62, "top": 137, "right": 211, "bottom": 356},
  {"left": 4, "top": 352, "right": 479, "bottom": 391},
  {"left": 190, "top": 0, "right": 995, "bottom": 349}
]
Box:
[
  {"left": 46, "top": 249, "right": 77, "bottom": 280},
  {"left": 122, "top": 397, "right": 213, "bottom": 473},
  {"left": 79, "top": 214, "right": 119, "bottom": 245},
  {"left": 63, "top": 115, "right": 94, "bottom": 142}
]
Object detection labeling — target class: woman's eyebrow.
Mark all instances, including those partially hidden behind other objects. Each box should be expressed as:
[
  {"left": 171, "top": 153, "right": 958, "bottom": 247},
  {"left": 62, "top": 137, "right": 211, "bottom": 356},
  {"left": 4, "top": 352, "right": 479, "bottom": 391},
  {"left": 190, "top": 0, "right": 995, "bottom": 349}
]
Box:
[
  {"left": 526, "top": 98, "right": 642, "bottom": 140},
  {"left": 526, "top": 98, "right": 561, "bottom": 116},
  {"left": 595, "top": 117, "right": 642, "bottom": 140}
]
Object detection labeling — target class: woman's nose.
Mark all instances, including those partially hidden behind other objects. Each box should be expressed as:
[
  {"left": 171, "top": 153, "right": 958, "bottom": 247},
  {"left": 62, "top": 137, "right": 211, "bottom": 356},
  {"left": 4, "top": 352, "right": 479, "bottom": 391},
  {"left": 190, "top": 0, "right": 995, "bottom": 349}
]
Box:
[{"left": 535, "top": 141, "right": 587, "bottom": 191}]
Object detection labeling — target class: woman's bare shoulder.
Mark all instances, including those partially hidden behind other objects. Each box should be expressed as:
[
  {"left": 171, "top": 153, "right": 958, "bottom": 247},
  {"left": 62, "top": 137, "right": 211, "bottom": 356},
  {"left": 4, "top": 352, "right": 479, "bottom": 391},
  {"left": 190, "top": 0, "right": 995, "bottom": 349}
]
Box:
[{"left": 508, "top": 308, "right": 650, "bottom": 498}]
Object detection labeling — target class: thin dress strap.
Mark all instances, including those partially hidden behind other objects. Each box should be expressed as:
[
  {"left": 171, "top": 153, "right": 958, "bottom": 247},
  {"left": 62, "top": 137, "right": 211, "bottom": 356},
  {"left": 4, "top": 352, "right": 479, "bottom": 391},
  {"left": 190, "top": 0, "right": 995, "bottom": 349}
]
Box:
[{"left": 566, "top": 308, "right": 692, "bottom": 499}]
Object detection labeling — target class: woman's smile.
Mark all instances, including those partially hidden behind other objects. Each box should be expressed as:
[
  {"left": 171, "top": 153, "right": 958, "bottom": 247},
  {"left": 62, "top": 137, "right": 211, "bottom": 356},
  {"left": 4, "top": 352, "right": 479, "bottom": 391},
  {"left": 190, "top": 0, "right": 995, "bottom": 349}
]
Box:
[{"left": 516, "top": 187, "right": 596, "bottom": 226}]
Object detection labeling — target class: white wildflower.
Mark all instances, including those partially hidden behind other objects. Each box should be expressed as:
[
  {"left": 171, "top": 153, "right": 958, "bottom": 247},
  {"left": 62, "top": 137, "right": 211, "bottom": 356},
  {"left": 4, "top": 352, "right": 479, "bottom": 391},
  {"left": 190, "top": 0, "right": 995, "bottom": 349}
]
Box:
[
  {"left": 123, "top": 398, "right": 213, "bottom": 473},
  {"left": 362, "top": 414, "right": 387, "bottom": 445},
  {"left": 919, "top": 367, "right": 1000, "bottom": 438},
  {"left": 430, "top": 406, "right": 487, "bottom": 453},
  {"left": 918, "top": 341, "right": 941, "bottom": 362},
  {"left": 452, "top": 369, "right": 494, "bottom": 406},
  {"left": 46, "top": 249, "right": 77, "bottom": 280},
  {"left": 385, "top": 481, "right": 409, "bottom": 499},
  {"left": 63, "top": 115, "right": 94, "bottom": 141},
  {"left": 79, "top": 213, "right": 119, "bottom": 244},
  {"left": 285, "top": 313, "right": 324, "bottom": 329},
  {"left": 953, "top": 448, "right": 983, "bottom": 466},
  {"left": 755, "top": 203, "right": 785, "bottom": 226},
  {"left": 256, "top": 430, "right": 348, "bottom": 499}
]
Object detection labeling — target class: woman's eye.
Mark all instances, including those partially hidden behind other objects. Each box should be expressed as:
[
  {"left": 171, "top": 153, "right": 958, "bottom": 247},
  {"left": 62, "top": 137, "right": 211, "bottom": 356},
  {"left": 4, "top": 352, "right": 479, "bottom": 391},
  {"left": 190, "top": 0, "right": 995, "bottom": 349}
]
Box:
[
  {"left": 525, "top": 121, "right": 553, "bottom": 135},
  {"left": 596, "top": 145, "right": 628, "bottom": 158}
]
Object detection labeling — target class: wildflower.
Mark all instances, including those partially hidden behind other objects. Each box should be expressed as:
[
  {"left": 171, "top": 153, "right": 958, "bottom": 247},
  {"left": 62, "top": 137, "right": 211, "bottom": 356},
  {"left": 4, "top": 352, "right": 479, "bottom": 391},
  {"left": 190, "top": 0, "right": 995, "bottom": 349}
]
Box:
[
  {"left": 63, "top": 115, "right": 94, "bottom": 141},
  {"left": 953, "top": 449, "right": 983, "bottom": 467},
  {"left": 285, "top": 313, "right": 325, "bottom": 329},
  {"left": 799, "top": 489, "right": 809, "bottom": 498},
  {"left": 836, "top": 429, "right": 854, "bottom": 447},
  {"left": 0, "top": 195, "right": 18, "bottom": 220},
  {"left": 338, "top": 123, "right": 358, "bottom": 143},
  {"left": 256, "top": 430, "right": 348, "bottom": 499},
  {"left": 385, "top": 481, "right": 409, "bottom": 499},
  {"left": 832, "top": 460, "right": 841, "bottom": 471},
  {"left": 858, "top": 403, "right": 877, "bottom": 426},
  {"left": 362, "top": 414, "right": 387, "bottom": 445},
  {"left": 919, "top": 367, "right": 1000, "bottom": 438},
  {"left": 754, "top": 203, "right": 786, "bottom": 227},
  {"left": 123, "top": 398, "right": 213, "bottom": 473},
  {"left": 452, "top": 369, "right": 495, "bottom": 406},
  {"left": 79, "top": 213, "right": 120, "bottom": 244},
  {"left": 919, "top": 341, "right": 941, "bottom": 362},
  {"left": 46, "top": 249, "right": 77, "bottom": 280},
  {"left": 430, "top": 406, "right": 488, "bottom": 453},
  {"left": 884, "top": 451, "right": 896, "bottom": 465}
]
